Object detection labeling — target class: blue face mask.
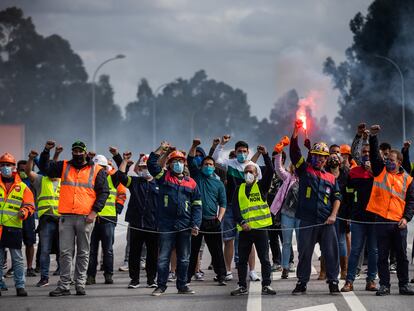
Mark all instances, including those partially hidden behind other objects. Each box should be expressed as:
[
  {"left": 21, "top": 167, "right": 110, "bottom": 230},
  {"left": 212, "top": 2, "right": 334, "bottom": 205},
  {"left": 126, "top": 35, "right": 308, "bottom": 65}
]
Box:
[
  {"left": 193, "top": 156, "right": 203, "bottom": 167},
  {"left": 385, "top": 160, "right": 397, "bottom": 172},
  {"left": 172, "top": 162, "right": 184, "bottom": 174},
  {"left": 236, "top": 152, "right": 248, "bottom": 163},
  {"left": 1, "top": 166, "right": 13, "bottom": 177},
  {"left": 202, "top": 166, "right": 215, "bottom": 176},
  {"left": 361, "top": 155, "right": 369, "bottom": 164}
]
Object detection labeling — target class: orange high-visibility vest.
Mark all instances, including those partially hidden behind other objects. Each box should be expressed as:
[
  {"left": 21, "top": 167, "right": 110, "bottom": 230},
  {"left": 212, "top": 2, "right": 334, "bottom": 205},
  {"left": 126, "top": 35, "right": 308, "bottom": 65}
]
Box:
[
  {"left": 366, "top": 167, "right": 413, "bottom": 221},
  {"left": 58, "top": 160, "right": 102, "bottom": 215}
]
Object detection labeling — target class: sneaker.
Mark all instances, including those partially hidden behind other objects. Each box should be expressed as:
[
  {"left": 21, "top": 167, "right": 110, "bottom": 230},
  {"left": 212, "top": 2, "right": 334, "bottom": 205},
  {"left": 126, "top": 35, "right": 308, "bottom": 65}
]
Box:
[
  {"left": 104, "top": 273, "right": 114, "bottom": 284},
  {"left": 341, "top": 281, "right": 353, "bottom": 292},
  {"left": 16, "top": 288, "right": 28, "bottom": 297},
  {"left": 281, "top": 269, "right": 289, "bottom": 279},
  {"left": 271, "top": 263, "right": 282, "bottom": 272},
  {"left": 49, "top": 287, "right": 71, "bottom": 297},
  {"left": 26, "top": 268, "right": 37, "bottom": 277},
  {"left": 329, "top": 282, "right": 340, "bottom": 294},
  {"left": 355, "top": 268, "right": 361, "bottom": 280},
  {"left": 231, "top": 286, "right": 248, "bottom": 296},
  {"left": 225, "top": 272, "right": 233, "bottom": 281},
  {"left": 152, "top": 287, "right": 166, "bottom": 296},
  {"left": 36, "top": 278, "right": 49, "bottom": 287},
  {"left": 376, "top": 285, "right": 390, "bottom": 296},
  {"left": 178, "top": 286, "right": 195, "bottom": 294},
  {"left": 249, "top": 270, "right": 261, "bottom": 281},
  {"left": 119, "top": 262, "right": 129, "bottom": 272},
  {"left": 262, "top": 285, "right": 276, "bottom": 295},
  {"left": 147, "top": 282, "right": 157, "bottom": 288},
  {"left": 292, "top": 282, "right": 307, "bottom": 295},
  {"left": 53, "top": 269, "right": 60, "bottom": 276},
  {"left": 218, "top": 279, "right": 227, "bottom": 286},
  {"left": 365, "top": 280, "right": 378, "bottom": 291},
  {"left": 168, "top": 272, "right": 176, "bottom": 282},
  {"left": 76, "top": 287, "right": 86, "bottom": 296},
  {"left": 5, "top": 268, "right": 14, "bottom": 278},
  {"left": 86, "top": 276, "right": 96, "bottom": 285},
  {"left": 288, "top": 262, "right": 296, "bottom": 273},
  {"left": 399, "top": 284, "right": 414, "bottom": 295},
  {"left": 208, "top": 263, "right": 213, "bottom": 270},
  {"left": 195, "top": 272, "right": 204, "bottom": 281},
  {"left": 390, "top": 263, "right": 397, "bottom": 274},
  {"left": 128, "top": 280, "right": 140, "bottom": 289}
]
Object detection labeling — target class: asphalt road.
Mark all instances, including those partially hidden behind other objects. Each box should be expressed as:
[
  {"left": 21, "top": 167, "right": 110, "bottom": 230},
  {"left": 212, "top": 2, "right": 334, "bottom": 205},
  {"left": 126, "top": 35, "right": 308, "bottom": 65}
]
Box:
[{"left": 1, "top": 218, "right": 414, "bottom": 311}]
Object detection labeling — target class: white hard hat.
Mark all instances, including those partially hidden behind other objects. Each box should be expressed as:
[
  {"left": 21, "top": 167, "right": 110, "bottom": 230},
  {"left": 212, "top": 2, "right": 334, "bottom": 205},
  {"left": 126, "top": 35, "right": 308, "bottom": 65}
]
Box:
[{"left": 92, "top": 154, "right": 109, "bottom": 167}]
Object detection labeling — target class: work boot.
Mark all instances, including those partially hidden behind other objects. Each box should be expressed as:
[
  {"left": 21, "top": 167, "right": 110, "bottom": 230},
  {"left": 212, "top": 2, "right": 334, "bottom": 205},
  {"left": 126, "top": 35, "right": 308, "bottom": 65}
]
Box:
[
  {"left": 329, "top": 281, "right": 340, "bottom": 294},
  {"left": 104, "top": 273, "right": 113, "bottom": 284},
  {"left": 340, "top": 256, "right": 348, "bottom": 280},
  {"left": 292, "top": 282, "right": 307, "bottom": 295},
  {"left": 341, "top": 281, "right": 353, "bottom": 292},
  {"left": 49, "top": 287, "right": 71, "bottom": 297},
  {"left": 86, "top": 275, "right": 95, "bottom": 285},
  {"left": 317, "top": 256, "right": 326, "bottom": 280},
  {"left": 281, "top": 269, "right": 289, "bottom": 279},
  {"left": 16, "top": 288, "right": 28, "bottom": 297},
  {"left": 399, "top": 284, "right": 414, "bottom": 295},
  {"left": 365, "top": 280, "right": 378, "bottom": 291},
  {"left": 376, "top": 285, "right": 390, "bottom": 296}
]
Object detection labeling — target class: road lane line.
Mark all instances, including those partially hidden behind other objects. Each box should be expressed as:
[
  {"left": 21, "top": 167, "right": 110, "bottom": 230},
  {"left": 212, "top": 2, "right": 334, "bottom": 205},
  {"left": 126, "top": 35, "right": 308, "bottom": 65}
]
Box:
[
  {"left": 289, "top": 303, "right": 338, "bottom": 311},
  {"left": 339, "top": 280, "right": 367, "bottom": 311}
]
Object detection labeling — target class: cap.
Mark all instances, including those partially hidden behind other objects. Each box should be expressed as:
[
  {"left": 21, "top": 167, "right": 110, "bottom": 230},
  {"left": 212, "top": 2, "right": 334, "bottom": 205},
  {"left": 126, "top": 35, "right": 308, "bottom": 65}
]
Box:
[{"left": 72, "top": 140, "right": 87, "bottom": 152}]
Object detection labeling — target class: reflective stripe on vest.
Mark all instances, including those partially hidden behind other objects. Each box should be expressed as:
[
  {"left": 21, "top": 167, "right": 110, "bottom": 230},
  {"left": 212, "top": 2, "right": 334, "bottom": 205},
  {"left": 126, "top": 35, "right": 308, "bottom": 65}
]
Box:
[
  {"left": 237, "top": 183, "right": 272, "bottom": 231},
  {"left": 98, "top": 175, "right": 117, "bottom": 217},
  {"left": 366, "top": 168, "right": 413, "bottom": 221},
  {"left": 37, "top": 177, "right": 61, "bottom": 218},
  {"left": 58, "top": 161, "right": 101, "bottom": 215},
  {"left": 0, "top": 182, "right": 28, "bottom": 228}
]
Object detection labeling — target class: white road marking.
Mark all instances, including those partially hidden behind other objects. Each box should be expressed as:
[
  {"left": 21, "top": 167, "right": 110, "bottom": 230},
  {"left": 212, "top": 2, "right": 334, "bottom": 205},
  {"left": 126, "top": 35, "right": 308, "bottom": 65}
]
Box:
[
  {"left": 289, "top": 303, "right": 338, "bottom": 311},
  {"left": 247, "top": 281, "right": 262, "bottom": 311},
  {"left": 339, "top": 280, "right": 367, "bottom": 311}
]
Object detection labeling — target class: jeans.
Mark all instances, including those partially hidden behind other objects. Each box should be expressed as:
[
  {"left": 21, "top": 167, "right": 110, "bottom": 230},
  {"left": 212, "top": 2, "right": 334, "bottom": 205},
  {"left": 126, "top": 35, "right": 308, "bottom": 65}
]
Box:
[
  {"left": 237, "top": 229, "right": 272, "bottom": 288},
  {"left": 376, "top": 223, "right": 409, "bottom": 287},
  {"left": 335, "top": 220, "right": 347, "bottom": 257},
  {"left": 346, "top": 223, "right": 377, "bottom": 282},
  {"left": 281, "top": 214, "right": 300, "bottom": 269},
  {"left": 87, "top": 221, "right": 115, "bottom": 277},
  {"left": 129, "top": 227, "right": 158, "bottom": 285},
  {"left": 58, "top": 215, "right": 94, "bottom": 290},
  {"left": 0, "top": 247, "right": 25, "bottom": 288},
  {"left": 157, "top": 230, "right": 191, "bottom": 290},
  {"left": 39, "top": 219, "right": 59, "bottom": 279},
  {"left": 188, "top": 219, "right": 226, "bottom": 282},
  {"left": 297, "top": 221, "right": 339, "bottom": 284}
]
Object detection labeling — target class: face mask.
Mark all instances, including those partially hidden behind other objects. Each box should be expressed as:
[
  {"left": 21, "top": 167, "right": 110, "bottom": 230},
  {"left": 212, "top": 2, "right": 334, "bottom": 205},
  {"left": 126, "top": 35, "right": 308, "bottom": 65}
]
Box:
[
  {"left": 172, "top": 162, "right": 184, "bottom": 174},
  {"left": 202, "top": 166, "right": 215, "bottom": 176},
  {"left": 72, "top": 154, "right": 85, "bottom": 165},
  {"left": 193, "top": 156, "right": 203, "bottom": 167},
  {"left": 244, "top": 172, "right": 255, "bottom": 184},
  {"left": 361, "top": 155, "right": 369, "bottom": 164},
  {"left": 327, "top": 157, "right": 340, "bottom": 168},
  {"left": 1, "top": 166, "right": 13, "bottom": 177},
  {"left": 19, "top": 172, "right": 28, "bottom": 180},
  {"left": 237, "top": 153, "right": 248, "bottom": 163},
  {"left": 385, "top": 160, "right": 397, "bottom": 172},
  {"left": 138, "top": 169, "right": 152, "bottom": 179}
]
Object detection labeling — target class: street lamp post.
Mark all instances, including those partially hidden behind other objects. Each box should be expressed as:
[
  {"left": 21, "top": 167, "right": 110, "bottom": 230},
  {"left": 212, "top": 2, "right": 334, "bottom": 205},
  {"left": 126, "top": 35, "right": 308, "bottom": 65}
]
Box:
[
  {"left": 152, "top": 83, "right": 169, "bottom": 149},
  {"left": 91, "top": 54, "right": 125, "bottom": 151},
  {"left": 374, "top": 54, "right": 406, "bottom": 143}
]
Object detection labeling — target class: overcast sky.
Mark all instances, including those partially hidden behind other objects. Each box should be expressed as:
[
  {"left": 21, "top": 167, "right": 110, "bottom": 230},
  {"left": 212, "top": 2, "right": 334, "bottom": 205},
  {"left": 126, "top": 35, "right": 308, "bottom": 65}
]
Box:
[{"left": 1, "top": 0, "right": 372, "bottom": 121}]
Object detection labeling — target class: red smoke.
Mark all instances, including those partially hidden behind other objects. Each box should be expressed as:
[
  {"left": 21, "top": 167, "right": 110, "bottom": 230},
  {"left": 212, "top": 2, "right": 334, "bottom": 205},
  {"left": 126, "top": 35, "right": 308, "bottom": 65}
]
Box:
[{"left": 296, "top": 91, "right": 321, "bottom": 132}]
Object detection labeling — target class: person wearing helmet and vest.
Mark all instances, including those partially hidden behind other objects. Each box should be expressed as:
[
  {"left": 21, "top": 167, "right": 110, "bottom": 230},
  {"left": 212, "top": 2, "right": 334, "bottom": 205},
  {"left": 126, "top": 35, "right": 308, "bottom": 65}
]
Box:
[
  {"left": 38, "top": 140, "right": 109, "bottom": 297},
  {"left": 366, "top": 125, "right": 414, "bottom": 296},
  {"left": 86, "top": 155, "right": 125, "bottom": 286},
  {"left": 230, "top": 145, "right": 276, "bottom": 296},
  {"left": 290, "top": 119, "right": 342, "bottom": 295},
  {"left": 113, "top": 152, "right": 159, "bottom": 289},
  {"left": 147, "top": 141, "right": 202, "bottom": 296},
  {"left": 0, "top": 152, "right": 35, "bottom": 297},
  {"left": 24, "top": 150, "right": 61, "bottom": 288},
  {"left": 340, "top": 144, "right": 357, "bottom": 169}
]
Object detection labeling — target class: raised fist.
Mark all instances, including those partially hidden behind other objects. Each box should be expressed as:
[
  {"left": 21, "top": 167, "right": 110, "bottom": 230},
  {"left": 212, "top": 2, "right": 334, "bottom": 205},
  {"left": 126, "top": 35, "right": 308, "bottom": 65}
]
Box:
[
  {"left": 403, "top": 141, "right": 411, "bottom": 150},
  {"left": 357, "top": 123, "right": 366, "bottom": 136},
  {"left": 123, "top": 151, "right": 132, "bottom": 160},
  {"left": 55, "top": 145, "right": 63, "bottom": 154},
  {"left": 192, "top": 139, "right": 201, "bottom": 147},
  {"left": 212, "top": 137, "right": 220, "bottom": 146},
  {"left": 370, "top": 125, "right": 381, "bottom": 136},
  {"left": 45, "top": 140, "right": 56, "bottom": 150},
  {"left": 295, "top": 119, "right": 303, "bottom": 129},
  {"left": 109, "top": 146, "right": 118, "bottom": 156},
  {"left": 221, "top": 135, "right": 231, "bottom": 145},
  {"left": 257, "top": 145, "right": 267, "bottom": 154},
  {"left": 88, "top": 151, "right": 96, "bottom": 159},
  {"left": 28, "top": 150, "right": 39, "bottom": 160}
]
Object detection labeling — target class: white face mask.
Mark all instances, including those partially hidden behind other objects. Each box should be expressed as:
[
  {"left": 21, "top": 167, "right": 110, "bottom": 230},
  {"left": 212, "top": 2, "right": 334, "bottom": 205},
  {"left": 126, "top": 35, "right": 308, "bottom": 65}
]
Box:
[{"left": 244, "top": 172, "right": 255, "bottom": 184}]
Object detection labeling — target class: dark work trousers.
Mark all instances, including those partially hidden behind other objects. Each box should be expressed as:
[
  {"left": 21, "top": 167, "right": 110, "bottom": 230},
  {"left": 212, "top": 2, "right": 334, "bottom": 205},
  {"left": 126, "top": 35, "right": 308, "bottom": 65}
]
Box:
[
  {"left": 297, "top": 221, "right": 339, "bottom": 284},
  {"left": 238, "top": 229, "right": 272, "bottom": 288},
  {"left": 376, "top": 223, "right": 409, "bottom": 287},
  {"left": 268, "top": 216, "right": 294, "bottom": 265},
  {"left": 129, "top": 227, "right": 158, "bottom": 285},
  {"left": 187, "top": 219, "right": 226, "bottom": 282},
  {"left": 87, "top": 222, "right": 115, "bottom": 277}
]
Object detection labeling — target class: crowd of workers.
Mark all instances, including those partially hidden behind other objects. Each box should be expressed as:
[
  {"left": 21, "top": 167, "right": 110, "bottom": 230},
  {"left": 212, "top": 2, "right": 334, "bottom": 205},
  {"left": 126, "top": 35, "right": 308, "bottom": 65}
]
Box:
[{"left": 1, "top": 120, "right": 414, "bottom": 298}]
